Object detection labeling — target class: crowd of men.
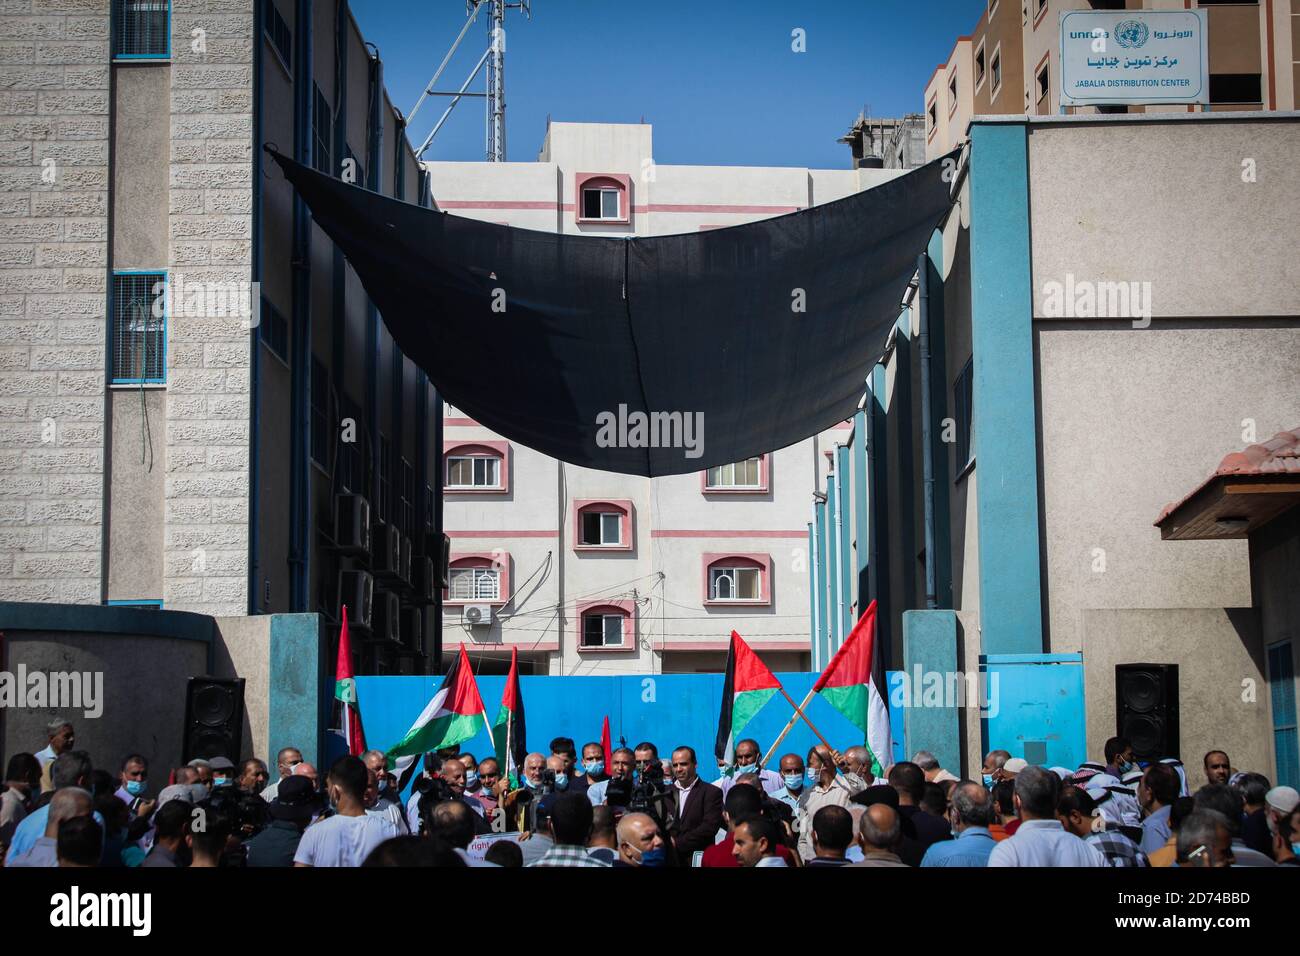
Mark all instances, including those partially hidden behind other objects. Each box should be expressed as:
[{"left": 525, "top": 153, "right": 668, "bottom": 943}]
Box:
[{"left": 2, "top": 717, "right": 1298, "bottom": 869}]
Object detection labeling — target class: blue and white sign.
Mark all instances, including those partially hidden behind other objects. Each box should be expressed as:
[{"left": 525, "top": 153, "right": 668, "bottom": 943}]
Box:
[{"left": 1059, "top": 9, "right": 1208, "bottom": 106}]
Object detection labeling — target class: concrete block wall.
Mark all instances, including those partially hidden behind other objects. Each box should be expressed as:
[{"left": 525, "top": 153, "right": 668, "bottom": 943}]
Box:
[
  {"left": 0, "top": 0, "right": 111, "bottom": 605},
  {"left": 162, "top": 0, "right": 253, "bottom": 616}
]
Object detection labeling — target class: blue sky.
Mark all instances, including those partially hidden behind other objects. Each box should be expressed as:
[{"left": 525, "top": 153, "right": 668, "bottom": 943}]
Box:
[{"left": 350, "top": 0, "right": 979, "bottom": 169}]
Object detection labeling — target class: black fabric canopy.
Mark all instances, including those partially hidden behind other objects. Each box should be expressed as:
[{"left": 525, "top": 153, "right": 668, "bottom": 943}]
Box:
[{"left": 269, "top": 149, "right": 956, "bottom": 477}]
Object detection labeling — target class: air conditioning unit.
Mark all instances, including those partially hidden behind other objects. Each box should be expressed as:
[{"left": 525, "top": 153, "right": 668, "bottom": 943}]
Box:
[
  {"left": 462, "top": 604, "right": 492, "bottom": 627},
  {"left": 334, "top": 494, "right": 371, "bottom": 557},
  {"left": 400, "top": 606, "right": 422, "bottom": 651},
  {"left": 372, "top": 589, "right": 401, "bottom": 643},
  {"left": 372, "top": 521, "right": 401, "bottom": 579},
  {"left": 398, "top": 533, "right": 413, "bottom": 587},
  {"left": 337, "top": 570, "right": 374, "bottom": 630}
]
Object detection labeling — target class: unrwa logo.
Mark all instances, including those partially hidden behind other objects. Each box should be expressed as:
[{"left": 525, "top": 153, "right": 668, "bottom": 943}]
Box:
[{"left": 1114, "top": 19, "right": 1149, "bottom": 49}]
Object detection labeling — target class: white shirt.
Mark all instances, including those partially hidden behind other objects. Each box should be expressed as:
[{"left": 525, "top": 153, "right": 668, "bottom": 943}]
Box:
[
  {"left": 754, "top": 855, "right": 788, "bottom": 867},
  {"left": 987, "top": 819, "right": 1108, "bottom": 868},
  {"left": 293, "top": 812, "right": 401, "bottom": 867},
  {"left": 35, "top": 746, "right": 57, "bottom": 768},
  {"left": 587, "top": 779, "right": 608, "bottom": 806},
  {"left": 796, "top": 780, "right": 854, "bottom": 861},
  {"left": 718, "top": 767, "right": 782, "bottom": 797}
]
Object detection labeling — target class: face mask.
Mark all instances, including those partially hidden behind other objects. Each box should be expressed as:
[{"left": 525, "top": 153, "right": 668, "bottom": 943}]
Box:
[
  {"left": 554, "top": 774, "right": 569, "bottom": 792},
  {"left": 1292, "top": 842, "right": 1300, "bottom": 858},
  {"left": 638, "top": 847, "right": 667, "bottom": 867},
  {"left": 583, "top": 761, "right": 604, "bottom": 777},
  {"left": 213, "top": 776, "right": 231, "bottom": 788},
  {"left": 735, "top": 763, "right": 757, "bottom": 776},
  {"left": 1117, "top": 759, "right": 1134, "bottom": 774},
  {"left": 805, "top": 768, "right": 820, "bottom": 784},
  {"left": 526, "top": 777, "right": 542, "bottom": 790},
  {"left": 982, "top": 773, "right": 994, "bottom": 789},
  {"left": 783, "top": 773, "right": 804, "bottom": 792},
  {"left": 465, "top": 771, "right": 479, "bottom": 788},
  {"left": 125, "top": 780, "right": 146, "bottom": 797}
]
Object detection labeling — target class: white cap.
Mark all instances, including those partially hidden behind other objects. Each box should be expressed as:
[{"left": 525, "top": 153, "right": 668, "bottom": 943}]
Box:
[
  {"left": 1265, "top": 785, "right": 1299, "bottom": 814},
  {"left": 1003, "top": 757, "right": 1028, "bottom": 774}
]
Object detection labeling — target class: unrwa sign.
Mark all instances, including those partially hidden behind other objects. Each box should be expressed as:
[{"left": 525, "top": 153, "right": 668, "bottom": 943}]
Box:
[{"left": 1059, "top": 9, "right": 1208, "bottom": 107}]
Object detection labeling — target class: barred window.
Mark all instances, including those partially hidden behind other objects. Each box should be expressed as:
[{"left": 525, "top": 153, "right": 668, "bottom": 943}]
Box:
[
  {"left": 310, "top": 357, "right": 329, "bottom": 468},
  {"left": 259, "top": 296, "right": 288, "bottom": 363},
  {"left": 449, "top": 567, "right": 499, "bottom": 601},
  {"left": 112, "top": 0, "right": 171, "bottom": 59},
  {"left": 111, "top": 272, "right": 166, "bottom": 384},
  {"left": 263, "top": 0, "right": 292, "bottom": 68},
  {"left": 312, "top": 84, "right": 332, "bottom": 175}
]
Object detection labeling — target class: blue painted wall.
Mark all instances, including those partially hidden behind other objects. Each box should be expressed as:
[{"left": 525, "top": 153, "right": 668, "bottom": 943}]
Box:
[
  {"left": 966, "top": 122, "right": 1044, "bottom": 656},
  {"left": 356, "top": 671, "right": 911, "bottom": 774}
]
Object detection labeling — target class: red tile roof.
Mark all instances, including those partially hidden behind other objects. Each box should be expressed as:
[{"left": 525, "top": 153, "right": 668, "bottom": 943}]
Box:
[{"left": 1156, "top": 427, "right": 1300, "bottom": 525}]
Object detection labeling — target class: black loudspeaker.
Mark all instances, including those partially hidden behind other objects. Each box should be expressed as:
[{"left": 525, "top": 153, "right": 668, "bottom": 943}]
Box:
[
  {"left": 182, "top": 677, "right": 246, "bottom": 763},
  {"left": 1116, "top": 664, "right": 1180, "bottom": 761}
]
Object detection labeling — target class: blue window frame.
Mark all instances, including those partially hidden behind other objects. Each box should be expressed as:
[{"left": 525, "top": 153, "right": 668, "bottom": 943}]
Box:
[
  {"left": 111, "top": 0, "right": 171, "bottom": 59},
  {"left": 111, "top": 271, "right": 167, "bottom": 384},
  {"left": 1268, "top": 641, "right": 1298, "bottom": 789},
  {"left": 105, "top": 599, "right": 163, "bottom": 609}
]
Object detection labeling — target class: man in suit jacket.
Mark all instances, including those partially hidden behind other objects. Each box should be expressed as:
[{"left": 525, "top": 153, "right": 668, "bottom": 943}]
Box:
[{"left": 666, "top": 746, "right": 723, "bottom": 859}]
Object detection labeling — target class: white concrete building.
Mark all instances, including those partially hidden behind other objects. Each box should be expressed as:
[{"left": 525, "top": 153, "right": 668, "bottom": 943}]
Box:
[{"left": 426, "top": 122, "right": 906, "bottom": 675}]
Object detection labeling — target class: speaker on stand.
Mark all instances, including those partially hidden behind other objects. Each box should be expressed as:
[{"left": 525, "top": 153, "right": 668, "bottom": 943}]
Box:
[
  {"left": 1115, "top": 663, "right": 1179, "bottom": 762},
  {"left": 182, "top": 677, "right": 246, "bottom": 764}
]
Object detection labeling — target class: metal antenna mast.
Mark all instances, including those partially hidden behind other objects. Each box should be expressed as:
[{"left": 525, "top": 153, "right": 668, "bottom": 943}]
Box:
[{"left": 411, "top": 0, "right": 531, "bottom": 162}]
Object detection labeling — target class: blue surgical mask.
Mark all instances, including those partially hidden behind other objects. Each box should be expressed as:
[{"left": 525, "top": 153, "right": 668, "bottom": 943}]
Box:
[
  {"left": 1292, "top": 842, "right": 1300, "bottom": 858},
  {"left": 465, "top": 771, "right": 479, "bottom": 788},
  {"left": 735, "top": 763, "right": 757, "bottom": 776},
  {"left": 213, "top": 776, "right": 231, "bottom": 788},
  {"left": 1117, "top": 759, "right": 1134, "bottom": 774},
  {"left": 783, "top": 773, "right": 804, "bottom": 792},
  {"left": 982, "top": 773, "right": 994, "bottom": 789},
  {"left": 125, "top": 780, "right": 146, "bottom": 797},
  {"left": 554, "top": 774, "right": 569, "bottom": 792},
  {"left": 805, "top": 768, "right": 819, "bottom": 783},
  {"left": 638, "top": 847, "right": 667, "bottom": 867},
  {"left": 583, "top": 761, "right": 604, "bottom": 777}
]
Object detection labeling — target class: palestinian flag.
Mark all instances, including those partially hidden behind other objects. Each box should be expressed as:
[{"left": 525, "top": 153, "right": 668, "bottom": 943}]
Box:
[
  {"left": 714, "top": 630, "right": 782, "bottom": 765},
  {"left": 600, "top": 715, "right": 612, "bottom": 776},
  {"left": 387, "top": 644, "right": 491, "bottom": 783},
  {"left": 330, "top": 605, "right": 366, "bottom": 756},
  {"left": 491, "top": 646, "right": 526, "bottom": 787},
  {"left": 813, "top": 600, "right": 890, "bottom": 777}
]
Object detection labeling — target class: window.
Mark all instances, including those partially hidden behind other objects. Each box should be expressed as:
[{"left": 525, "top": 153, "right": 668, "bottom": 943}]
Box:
[
  {"left": 112, "top": 0, "right": 170, "bottom": 59},
  {"left": 572, "top": 499, "right": 633, "bottom": 551},
  {"left": 703, "top": 554, "right": 772, "bottom": 606},
  {"left": 443, "top": 442, "right": 509, "bottom": 493},
  {"left": 583, "top": 613, "right": 625, "bottom": 648},
  {"left": 582, "top": 187, "right": 620, "bottom": 220},
  {"left": 105, "top": 599, "right": 163, "bottom": 609},
  {"left": 445, "top": 553, "right": 511, "bottom": 605},
  {"left": 449, "top": 566, "right": 500, "bottom": 601},
  {"left": 1036, "top": 60, "right": 1051, "bottom": 114},
  {"left": 312, "top": 84, "right": 332, "bottom": 175},
  {"left": 447, "top": 455, "right": 499, "bottom": 488},
  {"left": 111, "top": 271, "right": 166, "bottom": 384},
  {"left": 574, "top": 173, "right": 631, "bottom": 225},
  {"left": 378, "top": 435, "right": 391, "bottom": 523},
  {"left": 581, "top": 511, "right": 622, "bottom": 547},
  {"left": 310, "top": 357, "right": 329, "bottom": 469},
  {"left": 975, "top": 43, "right": 986, "bottom": 87},
  {"left": 706, "top": 457, "right": 763, "bottom": 490},
  {"left": 1209, "top": 74, "right": 1262, "bottom": 106},
  {"left": 953, "top": 358, "right": 975, "bottom": 476},
  {"left": 399, "top": 457, "right": 415, "bottom": 538},
  {"left": 264, "top": 0, "right": 292, "bottom": 69},
  {"left": 1268, "top": 642, "right": 1298, "bottom": 788},
  {"left": 927, "top": 101, "right": 937, "bottom": 132},
  {"left": 1034, "top": 0, "right": 1048, "bottom": 22},
  {"left": 259, "top": 295, "right": 288, "bottom": 364},
  {"left": 990, "top": 48, "right": 1002, "bottom": 94},
  {"left": 709, "top": 566, "right": 761, "bottom": 601},
  {"left": 948, "top": 73, "right": 958, "bottom": 112},
  {"left": 576, "top": 600, "right": 634, "bottom": 650}
]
